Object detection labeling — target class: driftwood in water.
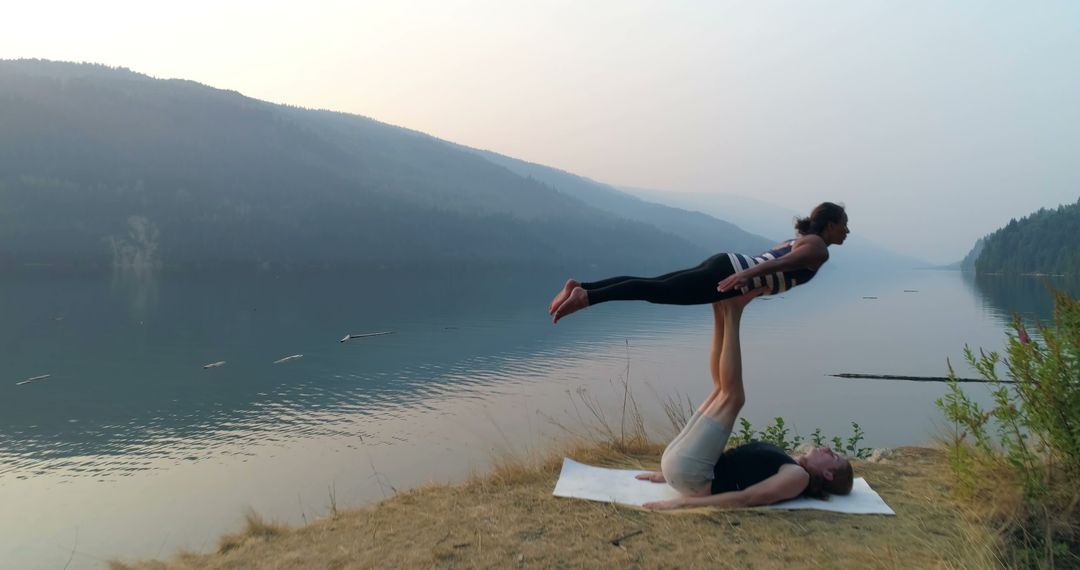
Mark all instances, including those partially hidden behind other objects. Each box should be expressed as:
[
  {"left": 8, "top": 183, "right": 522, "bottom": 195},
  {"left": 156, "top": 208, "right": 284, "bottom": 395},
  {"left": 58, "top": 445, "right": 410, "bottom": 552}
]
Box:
[
  {"left": 829, "top": 373, "right": 1014, "bottom": 384},
  {"left": 340, "top": 331, "right": 395, "bottom": 343},
  {"left": 15, "top": 374, "right": 51, "bottom": 386}
]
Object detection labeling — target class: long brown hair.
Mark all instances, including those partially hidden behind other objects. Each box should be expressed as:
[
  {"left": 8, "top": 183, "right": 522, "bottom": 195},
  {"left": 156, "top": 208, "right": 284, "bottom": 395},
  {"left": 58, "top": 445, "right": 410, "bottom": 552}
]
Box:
[
  {"left": 802, "top": 458, "right": 854, "bottom": 499},
  {"left": 794, "top": 202, "right": 846, "bottom": 236}
]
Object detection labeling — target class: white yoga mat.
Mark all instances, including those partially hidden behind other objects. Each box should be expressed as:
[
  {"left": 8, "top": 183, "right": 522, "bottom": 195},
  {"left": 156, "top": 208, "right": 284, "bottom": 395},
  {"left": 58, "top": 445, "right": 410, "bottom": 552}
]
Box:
[{"left": 552, "top": 458, "right": 895, "bottom": 515}]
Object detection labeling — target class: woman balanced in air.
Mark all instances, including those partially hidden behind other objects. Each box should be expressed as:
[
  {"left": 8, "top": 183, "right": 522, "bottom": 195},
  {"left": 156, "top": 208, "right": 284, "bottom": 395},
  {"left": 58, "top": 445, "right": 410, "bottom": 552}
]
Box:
[{"left": 548, "top": 202, "right": 849, "bottom": 323}]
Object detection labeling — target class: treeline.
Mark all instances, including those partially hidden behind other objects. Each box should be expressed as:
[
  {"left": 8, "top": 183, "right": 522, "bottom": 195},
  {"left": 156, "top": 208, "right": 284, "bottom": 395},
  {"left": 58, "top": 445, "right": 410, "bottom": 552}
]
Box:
[{"left": 972, "top": 200, "right": 1080, "bottom": 275}]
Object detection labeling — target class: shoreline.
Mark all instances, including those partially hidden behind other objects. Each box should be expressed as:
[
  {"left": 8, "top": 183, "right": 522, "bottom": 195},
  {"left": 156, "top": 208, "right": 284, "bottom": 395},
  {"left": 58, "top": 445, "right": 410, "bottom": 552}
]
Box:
[{"left": 110, "top": 441, "right": 997, "bottom": 569}]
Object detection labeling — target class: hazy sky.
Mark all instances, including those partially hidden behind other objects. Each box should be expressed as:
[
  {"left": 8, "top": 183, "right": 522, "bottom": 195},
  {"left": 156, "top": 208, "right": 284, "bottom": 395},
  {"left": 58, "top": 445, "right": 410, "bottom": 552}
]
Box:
[{"left": 5, "top": 1, "right": 1078, "bottom": 263}]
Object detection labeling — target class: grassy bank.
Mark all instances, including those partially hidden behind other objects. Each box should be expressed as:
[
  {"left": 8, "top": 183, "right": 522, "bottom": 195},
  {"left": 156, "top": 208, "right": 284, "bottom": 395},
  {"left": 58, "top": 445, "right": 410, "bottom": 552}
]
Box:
[{"left": 111, "top": 441, "right": 997, "bottom": 569}]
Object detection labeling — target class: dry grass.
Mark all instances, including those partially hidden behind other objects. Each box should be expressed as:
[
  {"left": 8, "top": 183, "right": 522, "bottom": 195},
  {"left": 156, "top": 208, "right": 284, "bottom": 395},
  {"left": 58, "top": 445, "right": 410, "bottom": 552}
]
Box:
[
  {"left": 217, "top": 511, "right": 289, "bottom": 554},
  {"left": 110, "top": 444, "right": 1000, "bottom": 570},
  {"left": 943, "top": 449, "right": 1079, "bottom": 567}
]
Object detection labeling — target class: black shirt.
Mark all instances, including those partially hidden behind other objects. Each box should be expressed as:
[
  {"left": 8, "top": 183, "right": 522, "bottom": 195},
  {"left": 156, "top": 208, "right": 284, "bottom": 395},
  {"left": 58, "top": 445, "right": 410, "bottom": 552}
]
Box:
[{"left": 711, "top": 441, "right": 797, "bottom": 495}]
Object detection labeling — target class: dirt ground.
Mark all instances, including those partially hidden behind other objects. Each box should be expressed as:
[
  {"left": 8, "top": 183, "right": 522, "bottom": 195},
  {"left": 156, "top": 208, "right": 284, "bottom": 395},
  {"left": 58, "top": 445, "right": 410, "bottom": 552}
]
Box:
[{"left": 112, "top": 444, "right": 998, "bottom": 569}]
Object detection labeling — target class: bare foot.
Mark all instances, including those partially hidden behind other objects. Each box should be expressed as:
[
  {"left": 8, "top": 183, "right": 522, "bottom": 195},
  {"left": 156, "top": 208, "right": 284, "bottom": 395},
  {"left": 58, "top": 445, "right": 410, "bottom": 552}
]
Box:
[
  {"left": 547, "top": 279, "right": 580, "bottom": 315},
  {"left": 552, "top": 287, "right": 589, "bottom": 323}
]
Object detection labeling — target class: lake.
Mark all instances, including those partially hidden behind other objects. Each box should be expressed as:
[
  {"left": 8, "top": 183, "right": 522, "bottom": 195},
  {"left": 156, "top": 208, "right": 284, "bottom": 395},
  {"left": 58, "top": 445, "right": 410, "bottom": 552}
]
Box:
[{"left": 1, "top": 265, "right": 1074, "bottom": 568}]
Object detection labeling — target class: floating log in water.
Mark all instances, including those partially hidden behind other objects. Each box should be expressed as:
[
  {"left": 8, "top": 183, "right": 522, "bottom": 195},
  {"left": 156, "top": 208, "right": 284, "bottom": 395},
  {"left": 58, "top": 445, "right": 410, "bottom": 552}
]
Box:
[
  {"left": 340, "top": 331, "right": 395, "bottom": 343},
  {"left": 15, "top": 374, "right": 51, "bottom": 386},
  {"left": 829, "top": 373, "right": 1012, "bottom": 384}
]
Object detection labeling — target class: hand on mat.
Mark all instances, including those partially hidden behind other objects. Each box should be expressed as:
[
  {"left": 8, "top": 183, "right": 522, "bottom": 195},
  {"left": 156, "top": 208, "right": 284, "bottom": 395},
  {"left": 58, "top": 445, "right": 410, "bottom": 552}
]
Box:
[
  {"left": 634, "top": 471, "right": 665, "bottom": 483},
  {"left": 643, "top": 497, "right": 685, "bottom": 511}
]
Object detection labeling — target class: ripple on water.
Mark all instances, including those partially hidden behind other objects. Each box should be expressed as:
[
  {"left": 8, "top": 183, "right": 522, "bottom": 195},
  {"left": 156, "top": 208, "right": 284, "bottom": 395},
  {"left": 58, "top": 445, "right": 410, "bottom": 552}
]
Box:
[{"left": 1, "top": 303, "right": 786, "bottom": 482}]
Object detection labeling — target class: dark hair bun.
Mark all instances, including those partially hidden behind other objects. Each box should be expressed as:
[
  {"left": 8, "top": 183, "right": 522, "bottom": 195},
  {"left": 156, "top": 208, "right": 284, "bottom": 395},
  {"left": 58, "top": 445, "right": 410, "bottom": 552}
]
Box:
[
  {"left": 794, "top": 217, "right": 812, "bottom": 234},
  {"left": 795, "top": 202, "right": 846, "bottom": 235}
]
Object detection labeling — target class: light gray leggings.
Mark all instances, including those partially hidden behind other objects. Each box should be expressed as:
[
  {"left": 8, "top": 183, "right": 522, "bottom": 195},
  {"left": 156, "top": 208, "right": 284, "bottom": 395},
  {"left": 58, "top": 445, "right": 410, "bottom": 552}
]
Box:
[{"left": 660, "top": 410, "right": 732, "bottom": 495}]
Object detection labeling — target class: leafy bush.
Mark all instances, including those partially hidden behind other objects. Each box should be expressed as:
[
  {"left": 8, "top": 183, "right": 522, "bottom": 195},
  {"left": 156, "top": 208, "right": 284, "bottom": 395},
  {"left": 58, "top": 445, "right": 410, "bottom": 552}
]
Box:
[
  {"left": 728, "top": 416, "right": 872, "bottom": 459},
  {"left": 936, "top": 288, "right": 1079, "bottom": 567}
]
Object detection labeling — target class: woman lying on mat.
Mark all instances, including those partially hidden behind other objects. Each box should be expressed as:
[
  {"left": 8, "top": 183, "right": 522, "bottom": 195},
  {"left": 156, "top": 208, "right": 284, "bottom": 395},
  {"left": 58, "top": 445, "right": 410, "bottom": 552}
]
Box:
[{"left": 635, "top": 289, "right": 853, "bottom": 510}]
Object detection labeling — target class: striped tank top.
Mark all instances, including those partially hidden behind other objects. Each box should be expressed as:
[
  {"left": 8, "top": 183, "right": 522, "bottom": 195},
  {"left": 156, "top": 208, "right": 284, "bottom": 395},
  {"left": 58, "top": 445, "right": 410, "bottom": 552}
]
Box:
[{"left": 727, "top": 239, "right": 819, "bottom": 295}]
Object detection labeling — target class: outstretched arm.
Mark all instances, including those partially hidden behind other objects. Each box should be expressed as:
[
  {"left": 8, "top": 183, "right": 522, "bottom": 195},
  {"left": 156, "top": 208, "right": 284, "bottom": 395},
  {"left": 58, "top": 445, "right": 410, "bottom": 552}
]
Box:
[
  {"left": 717, "top": 236, "right": 828, "bottom": 293},
  {"left": 643, "top": 464, "right": 808, "bottom": 510}
]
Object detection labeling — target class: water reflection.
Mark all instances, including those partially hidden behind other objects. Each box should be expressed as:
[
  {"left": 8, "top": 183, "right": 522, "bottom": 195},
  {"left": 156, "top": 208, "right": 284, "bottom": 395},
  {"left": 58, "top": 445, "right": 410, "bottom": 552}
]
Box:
[
  {"left": 962, "top": 271, "right": 1080, "bottom": 324},
  {"left": 5, "top": 268, "right": 1075, "bottom": 483},
  {"left": 0, "top": 270, "right": 675, "bottom": 480},
  {"left": 112, "top": 266, "right": 160, "bottom": 323}
]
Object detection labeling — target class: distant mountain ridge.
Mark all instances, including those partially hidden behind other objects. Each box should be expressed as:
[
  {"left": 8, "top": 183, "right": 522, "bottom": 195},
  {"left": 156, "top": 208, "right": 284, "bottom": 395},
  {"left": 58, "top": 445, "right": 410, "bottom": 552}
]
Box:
[
  {"left": 623, "top": 187, "right": 930, "bottom": 270},
  {"left": 459, "top": 150, "right": 772, "bottom": 255},
  {"left": 621, "top": 187, "right": 801, "bottom": 241},
  {"left": 0, "top": 59, "right": 772, "bottom": 273}
]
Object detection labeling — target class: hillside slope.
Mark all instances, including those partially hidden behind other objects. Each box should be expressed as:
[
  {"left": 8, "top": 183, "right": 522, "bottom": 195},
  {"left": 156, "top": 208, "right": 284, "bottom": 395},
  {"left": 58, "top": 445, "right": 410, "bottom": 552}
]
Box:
[{"left": 0, "top": 60, "right": 733, "bottom": 272}]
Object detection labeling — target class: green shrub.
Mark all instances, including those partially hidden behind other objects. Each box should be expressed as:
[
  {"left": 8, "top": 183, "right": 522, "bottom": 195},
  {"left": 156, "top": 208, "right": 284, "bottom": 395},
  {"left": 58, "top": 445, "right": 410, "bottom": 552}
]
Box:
[
  {"left": 936, "top": 288, "right": 1079, "bottom": 567},
  {"left": 728, "top": 416, "right": 871, "bottom": 459}
]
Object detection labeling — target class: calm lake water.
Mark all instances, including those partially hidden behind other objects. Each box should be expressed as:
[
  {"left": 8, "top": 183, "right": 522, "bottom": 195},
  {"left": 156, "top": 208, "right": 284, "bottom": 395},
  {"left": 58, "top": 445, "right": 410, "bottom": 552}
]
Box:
[{"left": 1, "top": 266, "right": 1075, "bottom": 568}]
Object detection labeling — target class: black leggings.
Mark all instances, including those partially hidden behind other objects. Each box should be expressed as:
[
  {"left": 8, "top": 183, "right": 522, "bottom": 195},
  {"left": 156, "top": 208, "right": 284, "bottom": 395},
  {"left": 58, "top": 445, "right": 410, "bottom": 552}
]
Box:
[{"left": 582, "top": 253, "right": 742, "bottom": 306}]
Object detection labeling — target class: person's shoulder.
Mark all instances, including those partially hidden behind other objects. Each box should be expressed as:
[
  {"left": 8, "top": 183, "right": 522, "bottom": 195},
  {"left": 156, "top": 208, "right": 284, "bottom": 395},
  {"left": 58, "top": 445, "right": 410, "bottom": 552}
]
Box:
[
  {"left": 793, "top": 235, "right": 829, "bottom": 262},
  {"left": 794, "top": 234, "right": 827, "bottom": 248},
  {"left": 742, "top": 462, "right": 810, "bottom": 506},
  {"left": 779, "top": 462, "right": 808, "bottom": 477},
  {"left": 776, "top": 464, "right": 811, "bottom": 497}
]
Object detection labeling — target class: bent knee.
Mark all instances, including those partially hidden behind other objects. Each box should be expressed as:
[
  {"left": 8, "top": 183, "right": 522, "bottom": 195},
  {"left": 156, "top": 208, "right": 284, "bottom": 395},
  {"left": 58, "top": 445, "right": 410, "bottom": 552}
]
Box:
[
  {"left": 663, "top": 472, "right": 712, "bottom": 496},
  {"left": 661, "top": 454, "right": 713, "bottom": 496}
]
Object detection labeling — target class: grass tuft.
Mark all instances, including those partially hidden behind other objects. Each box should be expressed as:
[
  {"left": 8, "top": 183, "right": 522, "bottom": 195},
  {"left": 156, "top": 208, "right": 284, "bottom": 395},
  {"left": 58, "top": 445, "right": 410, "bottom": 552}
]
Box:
[{"left": 216, "top": 510, "right": 288, "bottom": 554}]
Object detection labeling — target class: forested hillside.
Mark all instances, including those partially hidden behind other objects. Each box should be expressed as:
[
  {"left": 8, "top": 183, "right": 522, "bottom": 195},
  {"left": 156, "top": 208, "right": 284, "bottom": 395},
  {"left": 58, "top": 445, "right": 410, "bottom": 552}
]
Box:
[
  {"left": 971, "top": 200, "right": 1080, "bottom": 275},
  {"left": 0, "top": 60, "right": 770, "bottom": 273}
]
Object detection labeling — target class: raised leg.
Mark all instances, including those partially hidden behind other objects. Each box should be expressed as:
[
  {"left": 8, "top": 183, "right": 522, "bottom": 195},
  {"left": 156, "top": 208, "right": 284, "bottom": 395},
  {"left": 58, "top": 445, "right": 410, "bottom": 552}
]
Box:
[
  {"left": 701, "top": 296, "right": 757, "bottom": 428},
  {"left": 658, "top": 288, "right": 765, "bottom": 496},
  {"left": 564, "top": 254, "right": 740, "bottom": 315},
  {"left": 698, "top": 302, "right": 727, "bottom": 412}
]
